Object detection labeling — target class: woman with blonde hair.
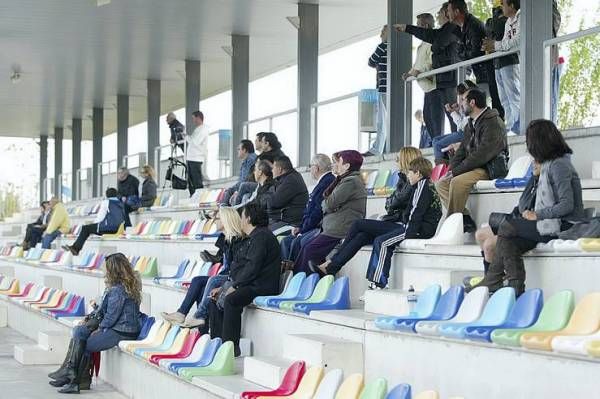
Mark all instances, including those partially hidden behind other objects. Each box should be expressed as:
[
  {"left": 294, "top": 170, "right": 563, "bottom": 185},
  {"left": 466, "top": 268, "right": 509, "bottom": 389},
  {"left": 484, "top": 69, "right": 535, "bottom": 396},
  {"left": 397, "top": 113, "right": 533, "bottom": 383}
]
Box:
[
  {"left": 50, "top": 253, "right": 142, "bottom": 393},
  {"left": 140, "top": 164, "right": 158, "bottom": 208},
  {"left": 162, "top": 207, "right": 246, "bottom": 328}
]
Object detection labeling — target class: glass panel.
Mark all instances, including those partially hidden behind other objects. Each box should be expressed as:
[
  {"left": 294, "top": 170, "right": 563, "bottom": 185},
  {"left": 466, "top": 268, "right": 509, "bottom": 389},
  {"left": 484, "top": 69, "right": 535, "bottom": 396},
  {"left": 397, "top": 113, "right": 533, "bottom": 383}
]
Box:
[
  {"left": 316, "top": 96, "right": 360, "bottom": 156},
  {"left": 60, "top": 174, "right": 72, "bottom": 203},
  {"left": 272, "top": 112, "right": 299, "bottom": 166},
  {"left": 206, "top": 130, "right": 220, "bottom": 180},
  {"left": 247, "top": 120, "right": 271, "bottom": 138}
]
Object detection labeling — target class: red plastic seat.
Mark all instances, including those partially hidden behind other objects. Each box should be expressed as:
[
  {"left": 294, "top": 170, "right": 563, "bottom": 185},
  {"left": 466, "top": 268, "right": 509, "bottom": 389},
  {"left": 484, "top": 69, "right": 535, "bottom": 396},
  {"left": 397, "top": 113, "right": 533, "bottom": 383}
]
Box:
[
  {"left": 431, "top": 163, "right": 449, "bottom": 182},
  {"left": 208, "top": 263, "right": 222, "bottom": 277},
  {"left": 149, "top": 331, "right": 201, "bottom": 365},
  {"left": 240, "top": 361, "right": 306, "bottom": 399}
]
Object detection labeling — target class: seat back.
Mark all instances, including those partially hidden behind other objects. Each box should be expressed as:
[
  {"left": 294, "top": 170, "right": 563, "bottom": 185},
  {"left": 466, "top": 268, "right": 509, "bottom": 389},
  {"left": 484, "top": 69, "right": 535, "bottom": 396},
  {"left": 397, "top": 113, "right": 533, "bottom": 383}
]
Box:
[
  {"left": 474, "top": 287, "right": 515, "bottom": 325},
  {"left": 138, "top": 317, "right": 156, "bottom": 340},
  {"left": 313, "top": 368, "right": 343, "bottom": 399},
  {"left": 373, "top": 170, "right": 390, "bottom": 192},
  {"left": 290, "top": 366, "right": 324, "bottom": 398},
  {"left": 335, "top": 374, "right": 364, "bottom": 399},
  {"left": 307, "top": 275, "right": 335, "bottom": 303},
  {"left": 385, "top": 384, "right": 411, "bottom": 399},
  {"left": 365, "top": 171, "right": 378, "bottom": 194},
  {"left": 430, "top": 286, "right": 464, "bottom": 320},
  {"left": 451, "top": 286, "right": 489, "bottom": 322},
  {"left": 503, "top": 288, "right": 543, "bottom": 328},
  {"left": 321, "top": 277, "right": 350, "bottom": 308},
  {"left": 562, "top": 292, "right": 600, "bottom": 334},
  {"left": 430, "top": 164, "right": 449, "bottom": 182},
  {"left": 278, "top": 361, "right": 307, "bottom": 393},
  {"left": 296, "top": 273, "right": 321, "bottom": 300},
  {"left": 359, "top": 378, "right": 387, "bottom": 399},
  {"left": 413, "top": 284, "right": 441, "bottom": 318},
  {"left": 505, "top": 155, "right": 532, "bottom": 179},
  {"left": 193, "top": 337, "right": 222, "bottom": 367},
  {"left": 431, "top": 213, "right": 463, "bottom": 244},
  {"left": 527, "top": 290, "right": 574, "bottom": 331},
  {"left": 281, "top": 273, "right": 306, "bottom": 298}
]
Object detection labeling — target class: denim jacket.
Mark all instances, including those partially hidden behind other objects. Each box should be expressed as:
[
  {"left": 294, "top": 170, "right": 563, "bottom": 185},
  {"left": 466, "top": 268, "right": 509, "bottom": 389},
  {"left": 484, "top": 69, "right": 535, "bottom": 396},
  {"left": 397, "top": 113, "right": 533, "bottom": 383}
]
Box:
[{"left": 98, "top": 284, "right": 141, "bottom": 334}]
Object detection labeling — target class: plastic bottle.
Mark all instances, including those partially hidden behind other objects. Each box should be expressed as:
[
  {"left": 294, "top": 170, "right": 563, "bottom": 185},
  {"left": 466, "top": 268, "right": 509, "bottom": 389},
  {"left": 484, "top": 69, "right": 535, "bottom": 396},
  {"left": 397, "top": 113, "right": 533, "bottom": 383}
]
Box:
[{"left": 407, "top": 285, "right": 417, "bottom": 312}]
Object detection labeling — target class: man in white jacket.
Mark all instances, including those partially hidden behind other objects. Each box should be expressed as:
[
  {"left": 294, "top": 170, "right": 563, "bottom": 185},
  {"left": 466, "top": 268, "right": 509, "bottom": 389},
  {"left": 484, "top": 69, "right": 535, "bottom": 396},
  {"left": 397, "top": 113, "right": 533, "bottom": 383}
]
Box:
[{"left": 187, "top": 110, "right": 209, "bottom": 195}]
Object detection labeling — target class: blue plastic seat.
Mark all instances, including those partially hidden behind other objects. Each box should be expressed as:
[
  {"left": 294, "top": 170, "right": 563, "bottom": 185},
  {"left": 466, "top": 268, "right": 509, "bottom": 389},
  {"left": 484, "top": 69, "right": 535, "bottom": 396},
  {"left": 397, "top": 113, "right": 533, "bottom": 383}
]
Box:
[
  {"left": 293, "top": 276, "right": 351, "bottom": 315},
  {"left": 267, "top": 273, "right": 319, "bottom": 308},
  {"left": 174, "top": 337, "right": 222, "bottom": 375},
  {"left": 386, "top": 384, "right": 412, "bottom": 399},
  {"left": 464, "top": 288, "right": 543, "bottom": 342},
  {"left": 153, "top": 259, "right": 190, "bottom": 284},
  {"left": 391, "top": 286, "right": 464, "bottom": 333},
  {"left": 254, "top": 272, "right": 306, "bottom": 307},
  {"left": 375, "top": 285, "right": 441, "bottom": 330},
  {"left": 137, "top": 316, "right": 156, "bottom": 340},
  {"left": 438, "top": 287, "right": 516, "bottom": 340},
  {"left": 134, "top": 325, "right": 180, "bottom": 357}
]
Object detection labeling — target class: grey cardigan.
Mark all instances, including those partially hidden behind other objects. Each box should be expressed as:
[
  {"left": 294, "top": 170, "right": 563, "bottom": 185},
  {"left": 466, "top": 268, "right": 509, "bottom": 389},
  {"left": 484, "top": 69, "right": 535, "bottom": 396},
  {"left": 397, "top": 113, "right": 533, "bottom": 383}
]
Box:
[
  {"left": 536, "top": 156, "right": 583, "bottom": 222},
  {"left": 321, "top": 171, "right": 367, "bottom": 239}
]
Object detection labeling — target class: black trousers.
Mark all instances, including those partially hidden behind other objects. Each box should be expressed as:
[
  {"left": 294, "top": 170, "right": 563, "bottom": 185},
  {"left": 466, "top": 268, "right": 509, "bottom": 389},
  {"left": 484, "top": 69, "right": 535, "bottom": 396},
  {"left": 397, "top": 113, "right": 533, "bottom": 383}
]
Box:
[
  {"left": 208, "top": 286, "right": 258, "bottom": 350},
  {"left": 187, "top": 161, "right": 204, "bottom": 195},
  {"left": 25, "top": 224, "right": 44, "bottom": 247},
  {"left": 428, "top": 87, "right": 458, "bottom": 138},
  {"left": 72, "top": 224, "right": 101, "bottom": 252}
]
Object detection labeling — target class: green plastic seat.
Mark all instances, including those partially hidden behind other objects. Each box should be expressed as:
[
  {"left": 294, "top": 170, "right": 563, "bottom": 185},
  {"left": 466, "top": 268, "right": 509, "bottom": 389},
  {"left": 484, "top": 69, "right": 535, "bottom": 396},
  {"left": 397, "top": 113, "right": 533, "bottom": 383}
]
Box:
[
  {"left": 140, "top": 258, "right": 159, "bottom": 278},
  {"left": 359, "top": 378, "right": 387, "bottom": 399},
  {"left": 279, "top": 275, "right": 334, "bottom": 311},
  {"left": 491, "top": 290, "right": 574, "bottom": 347},
  {"left": 179, "top": 341, "right": 235, "bottom": 381}
]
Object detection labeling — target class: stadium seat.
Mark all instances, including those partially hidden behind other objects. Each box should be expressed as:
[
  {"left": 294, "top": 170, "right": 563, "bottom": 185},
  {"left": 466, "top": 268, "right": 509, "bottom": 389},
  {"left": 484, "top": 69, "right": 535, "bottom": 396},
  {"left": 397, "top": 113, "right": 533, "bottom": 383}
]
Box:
[
  {"left": 464, "top": 288, "right": 543, "bottom": 342},
  {"left": 279, "top": 275, "right": 334, "bottom": 311},
  {"left": 153, "top": 259, "right": 190, "bottom": 284},
  {"left": 520, "top": 292, "right": 600, "bottom": 351},
  {"left": 375, "top": 284, "right": 442, "bottom": 330},
  {"left": 334, "top": 374, "right": 364, "bottom": 399},
  {"left": 430, "top": 164, "right": 448, "bottom": 183},
  {"left": 382, "top": 171, "right": 400, "bottom": 196},
  {"left": 122, "top": 321, "right": 168, "bottom": 353},
  {"left": 365, "top": 171, "right": 378, "bottom": 195},
  {"left": 254, "top": 273, "right": 306, "bottom": 307},
  {"left": 438, "top": 287, "right": 515, "bottom": 340},
  {"left": 586, "top": 340, "right": 600, "bottom": 357},
  {"left": 372, "top": 170, "right": 390, "bottom": 196},
  {"left": 475, "top": 155, "right": 532, "bottom": 190},
  {"left": 359, "top": 378, "right": 387, "bottom": 399},
  {"left": 257, "top": 366, "right": 324, "bottom": 399},
  {"left": 175, "top": 337, "right": 222, "bottom": 375},
  {"left": 7, "top": 282, "right": 34, "bottom": 298},
  {"left": 293, "top": 276, "right": 351, "bottom": 315},
  {"left": 137, "top": 316, "right": 156, "bottom": 340},
  {"left": 164, "top": 334, "right": 211, "bottom": 372},
  {"left": 385, "top": 384, "right": 411, "bottom": 399},
  {"left": 135, "top": 325, "right": 181, "bottom": 358},
  {"left": 178, "top": 340, "right": 235, "bottom": 380},
  {"left": 241, "top": 361, "right": 307, "bottom": 399},
  {"left": 0, "top": 277, "right": 18, "bottom": 294},
  {"left": 151, "top": 330, "right": 199, "bottom": 365},
  {"left": 312, "top": 368, "right": 343, "bottom": 399},
  {"left": 400, "top": 213, "right": 463, "bottom": 250},
  {"left": 552, "top": 326, "right": 600, "bottom": 355},
  {"left": 414, "top": 391, "right": 439, "bottom": 399},
  {"left": 144, "top": 328, "right": 190, "bottom": 360},
  {"left": 416, "top": 286, "right": 489, "bottom": 336},
  {"left": 267, "top": 273, "right": 319, "bottom": 308},
  {"left": 580, "top": 238, "right": 600, "bottom": 252}
]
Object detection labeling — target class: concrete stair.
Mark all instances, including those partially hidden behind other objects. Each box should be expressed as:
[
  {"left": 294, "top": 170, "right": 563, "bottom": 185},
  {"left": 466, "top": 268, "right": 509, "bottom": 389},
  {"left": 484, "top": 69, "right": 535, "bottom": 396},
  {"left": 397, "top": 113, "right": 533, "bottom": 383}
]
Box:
[
  {"left": 13, "top": 330, "right": 70, "bottom": 365},
  {"left": 243, "top": 356, "right": 296, "bottom": 389},
  {"left": 364, "top": 289, "right": 410, "bottom": 316}
]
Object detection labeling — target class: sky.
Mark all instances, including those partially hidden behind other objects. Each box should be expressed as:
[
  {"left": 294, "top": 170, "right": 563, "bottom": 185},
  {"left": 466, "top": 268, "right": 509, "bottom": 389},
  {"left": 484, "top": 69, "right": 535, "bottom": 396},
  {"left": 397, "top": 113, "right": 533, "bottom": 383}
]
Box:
[{"left": 0, "top": 0, "right": 598, "bottom": 209}]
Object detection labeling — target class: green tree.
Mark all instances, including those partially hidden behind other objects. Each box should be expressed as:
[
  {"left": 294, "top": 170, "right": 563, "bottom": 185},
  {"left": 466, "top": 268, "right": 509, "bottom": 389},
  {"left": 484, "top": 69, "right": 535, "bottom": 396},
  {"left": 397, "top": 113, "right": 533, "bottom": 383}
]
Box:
[
  {"left": 0, "top": 187, "right": 21, "bottom": 222},
  {"left": 468, "top": 0, "right": 491, "bottom": 23}
]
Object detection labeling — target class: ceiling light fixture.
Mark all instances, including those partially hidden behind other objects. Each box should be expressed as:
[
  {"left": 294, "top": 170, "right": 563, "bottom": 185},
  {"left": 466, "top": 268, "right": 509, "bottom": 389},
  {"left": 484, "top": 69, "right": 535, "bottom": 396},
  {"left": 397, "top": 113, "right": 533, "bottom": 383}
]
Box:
[{"left": 286, "top": 16, "right": 301, "bottom": 30}]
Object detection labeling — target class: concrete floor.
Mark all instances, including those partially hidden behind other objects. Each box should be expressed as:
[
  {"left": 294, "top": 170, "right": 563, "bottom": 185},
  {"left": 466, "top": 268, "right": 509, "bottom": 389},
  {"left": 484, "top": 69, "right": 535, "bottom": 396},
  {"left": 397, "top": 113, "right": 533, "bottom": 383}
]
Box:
[{"left": 0, "top": 327, "right": 126, "bottom": 399}]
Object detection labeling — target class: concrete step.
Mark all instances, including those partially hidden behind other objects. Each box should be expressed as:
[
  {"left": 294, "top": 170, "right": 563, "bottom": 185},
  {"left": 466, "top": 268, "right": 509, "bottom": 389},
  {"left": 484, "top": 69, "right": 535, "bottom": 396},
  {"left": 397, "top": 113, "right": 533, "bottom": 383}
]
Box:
[
  {"left": 14, "top": 343, "right": 64, "bottom": 365},
  {"left": 282, "top": 334, "right": 363, "bottom": 375},
  {"left": 243, "top": 356, "right": 295, "bottom": 389},
  {"left": 38, "top": 330, "right": 70, "bottom": 352},
  {"left": 191, "top": 374, "right": 268, "bottom": 399},
  {"left": 364, "top": 289, "right": 410, "bottom": 317},
  {"left": 0, "top": 305, "right": 6, "bottom": 327}
]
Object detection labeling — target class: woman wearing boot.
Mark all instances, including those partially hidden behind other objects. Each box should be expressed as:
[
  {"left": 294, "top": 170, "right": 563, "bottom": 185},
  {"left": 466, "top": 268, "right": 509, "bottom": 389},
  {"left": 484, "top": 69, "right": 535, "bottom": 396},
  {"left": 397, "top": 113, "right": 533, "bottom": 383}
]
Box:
[{"left": 48, "top": 252, "right": 142, "bottom": 394}]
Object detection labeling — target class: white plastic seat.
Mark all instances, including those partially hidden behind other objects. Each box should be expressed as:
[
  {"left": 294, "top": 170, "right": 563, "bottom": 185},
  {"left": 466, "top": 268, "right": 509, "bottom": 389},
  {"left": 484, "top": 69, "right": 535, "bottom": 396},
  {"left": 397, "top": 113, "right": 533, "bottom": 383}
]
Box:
[
  {"left": 551, "top": 329, "right": 600, "bottom": 355},
  {"left": 313, "top": 368, "right": 343, "bottom": 399},
  {"left": 474, "top": 155, "right": 532, "bottom": 191},
  {"left": 118, "top": 320, "right": 164, "bottom": 351},
  {"left": 159, "top": 334, "right": 210, "bottom": 370},
  {"left": 552, "top": 239, "right": 583, "bottom": 253},
  {"left": 400, "top": 213, "right": 463, "bottom": 250}
]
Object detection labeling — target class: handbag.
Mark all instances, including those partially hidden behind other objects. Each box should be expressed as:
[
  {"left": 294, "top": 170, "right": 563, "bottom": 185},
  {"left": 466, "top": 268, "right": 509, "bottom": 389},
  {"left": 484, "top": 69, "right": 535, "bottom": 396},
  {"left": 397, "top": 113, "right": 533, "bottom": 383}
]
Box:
[
  {"left": 216, "top": 280, "right": 235, "bottom": 311},
  {"left": 488, "top": 212, "right": 510, "bottom": 235},
  {"left": 486, "top": 150, "right": 509, "bottom": 180},
  {"left": 82, "top": 308, "right": 103, "bottom": 332}
]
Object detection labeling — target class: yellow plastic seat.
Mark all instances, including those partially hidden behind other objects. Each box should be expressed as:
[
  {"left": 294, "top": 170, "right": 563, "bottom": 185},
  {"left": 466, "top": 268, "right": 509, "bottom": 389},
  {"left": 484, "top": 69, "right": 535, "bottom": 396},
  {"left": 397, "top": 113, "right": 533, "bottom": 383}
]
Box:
[
  {"left": 32, "top": 290, "right": 64, "bottom": 310},
  {"left": 142, "top": 328, "right": 189, "bottom": 360},
  {"left": 586, "top": 340, "right": 600, "bottom": 357},
  {"left": 414, "top": 391, "right": 439, "bottom": 399},
  {"left": 125, "top": 322, "right": 171, "bottom": 353},
  {"left": 135, "top": 257, "right": 148, "bottom": 273},
  {"left": 580, "top": 238, "right": 600, "bottom": 252},
  {"left": 334, "top": 373, "right": 364, "bottom": 399},
  {"left": 520, "top": 292, "right": 600, "bottom": 351},
  {"left": 103, "top": 223, "right": 125, "bottom": 239},
  {"left": 0, "top": 279, "right": 19, "bottom": 295},
  {"left": 258, "top": 366, "right": 324, "bottom": 399}
]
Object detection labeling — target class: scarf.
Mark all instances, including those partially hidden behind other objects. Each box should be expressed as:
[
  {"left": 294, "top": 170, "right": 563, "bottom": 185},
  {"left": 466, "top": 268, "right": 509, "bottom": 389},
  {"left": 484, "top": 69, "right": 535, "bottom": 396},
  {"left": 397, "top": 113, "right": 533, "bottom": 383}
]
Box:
[
  {"left": 535, "top": 160, "right": 561, "bottom": 236},
  {"left": 323, "top": 171, "right": 353, "bottom": 198}
]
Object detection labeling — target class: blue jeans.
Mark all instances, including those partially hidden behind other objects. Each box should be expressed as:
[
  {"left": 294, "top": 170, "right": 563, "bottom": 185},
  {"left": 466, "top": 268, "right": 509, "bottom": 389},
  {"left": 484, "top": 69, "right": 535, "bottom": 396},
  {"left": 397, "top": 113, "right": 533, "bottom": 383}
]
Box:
[
  {"left": 432, "top": 131, "right": 464, "bottom": 161},
  {"left": 193, "top": 275, "right": 228, "bottom": 319},
  {"left": 72, "top": 325, "right": 137, "bottom": 353},
  {"left": 41, "top": 230, "right": 61, "bottom": 249},
  {"left": 177, "top": 276, "right": 209, "bottom": 315},
  {"left": 496, "top": 64, "right": 521, "bottom": 133},
  {"left": 280, "top": 228, "right": 320, "bottom": 261},
  {"left": 234, "top": 182, "right": 258, "bottom": 205},
  {"left": 369, "top": 92, "right": 387, "bottom": 154}
]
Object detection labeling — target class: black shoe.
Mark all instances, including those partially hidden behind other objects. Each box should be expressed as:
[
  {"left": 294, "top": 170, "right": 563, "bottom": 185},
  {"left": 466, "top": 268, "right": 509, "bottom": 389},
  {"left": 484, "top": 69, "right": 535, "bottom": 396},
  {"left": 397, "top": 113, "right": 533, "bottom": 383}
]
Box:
[
  {"left": 49, "top": 339, "right": 74, "bottom": 380},
  {"left": 234, "top": 345, "right": 241, "bottom": 358},
  {"left": 463, "top": 215, "right": 477, "bottom": 233},
  {"left": 361, "top": 151, "right": 375, "bottom": 157},
  {"left": 57, "top": 339, "right": 86, "bottom": 394},
  {"left": 200, "top": 250, "right": 222, "bottom": 264},
  {"left": 50, "top": 377, "right": 70, "bottom": 387}
]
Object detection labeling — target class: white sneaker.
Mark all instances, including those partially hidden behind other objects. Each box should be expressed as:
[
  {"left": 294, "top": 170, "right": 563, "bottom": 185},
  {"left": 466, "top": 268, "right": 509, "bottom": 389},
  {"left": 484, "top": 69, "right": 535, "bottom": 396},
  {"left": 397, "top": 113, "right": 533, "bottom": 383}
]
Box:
[
  {"left": 183, "top": 317, "right": 206, "bottom": 328},
  {"left": 161, "top": 311, "right": 185, "bottom": 325}
]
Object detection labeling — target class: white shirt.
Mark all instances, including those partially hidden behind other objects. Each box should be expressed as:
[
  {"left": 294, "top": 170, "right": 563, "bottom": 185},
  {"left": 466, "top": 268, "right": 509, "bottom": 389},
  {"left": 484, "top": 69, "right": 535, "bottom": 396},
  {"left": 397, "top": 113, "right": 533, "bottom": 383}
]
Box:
[
  {"left": 413, "top": 42, "right": 436, "bottom": 93},
  {"left": 93, "top": 199, "right": 110, "bottom": 224},
  {"left": 186, "top": 124, "right": 210, "bottom": 163}
]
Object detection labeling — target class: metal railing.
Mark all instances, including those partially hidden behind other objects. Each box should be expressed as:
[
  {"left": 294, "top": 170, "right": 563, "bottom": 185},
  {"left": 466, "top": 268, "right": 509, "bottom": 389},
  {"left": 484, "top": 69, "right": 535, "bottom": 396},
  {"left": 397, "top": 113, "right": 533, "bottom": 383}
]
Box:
[
  {"left": 57, "top": 173, "right": 72, "bottom": 203},
  {"left": 242, "top": 108, "right": 298, "bottom": 140},
  {"left": 75, "top": 168, "right": 92, "bottom": 201},
  {"left": 123, "top": 152, "right": 147, "bottom": 172},
  {"left": 96, "top": 159, "right": 117, "bottom": 197},
  {"left": 42, "top": 178, "right": 54, "bottom": 200}
]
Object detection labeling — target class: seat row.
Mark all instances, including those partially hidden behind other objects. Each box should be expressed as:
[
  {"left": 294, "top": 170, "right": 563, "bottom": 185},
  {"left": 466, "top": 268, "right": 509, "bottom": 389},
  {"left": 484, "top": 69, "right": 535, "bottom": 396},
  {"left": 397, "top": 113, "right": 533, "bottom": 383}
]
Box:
[
  {"left": 0, "top": 245, "right": 24, "bottom": 258},
  {"left": 127, "top": 255, "right": 160, "bottom": 278},
  {"left": 373, "top": 284, "right": 600, "bottom": 358},
  {"left": 65, "top": 203, "right": 101, "bottom": 217},
  {"left": 153, "top": 258, "right": 223, "bottom": 289},
  {"left": 124, "top": 218, "right": 219, "bottom": 240},
  {"left": 534, "top": 238, "right": 600, "bottom": 253},
  {"left": 362, "top": 169, "right": 400, "bottom": 197}
]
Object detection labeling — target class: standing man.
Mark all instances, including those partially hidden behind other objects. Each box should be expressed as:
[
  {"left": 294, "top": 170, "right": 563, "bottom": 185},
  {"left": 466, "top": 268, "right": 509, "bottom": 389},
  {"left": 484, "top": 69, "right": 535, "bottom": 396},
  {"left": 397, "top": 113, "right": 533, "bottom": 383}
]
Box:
[
  {"left": 166, "top": 112, "right": 185, "bottom": 154},
  {"left": 187, "top": 110, "right": 209, "bottom": 196},
  {"left": 363, "top": 25, "right": 388, "bottom": 157}
]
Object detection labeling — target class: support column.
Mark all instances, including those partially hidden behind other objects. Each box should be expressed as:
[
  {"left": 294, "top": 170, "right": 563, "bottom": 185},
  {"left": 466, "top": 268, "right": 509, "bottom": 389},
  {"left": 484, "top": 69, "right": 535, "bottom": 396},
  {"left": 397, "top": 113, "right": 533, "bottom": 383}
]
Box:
[
  {"left": 185, "top": 60, "right": 201, "bottom": 139},
  {"left": 520, "top": 1, "right": 553, "bottom": 132},
  {"left": 54, "top": 127, "right": 63, "bottom": 199},
  {"left": 92, "top": 108, "right": 103, "bottom": 197},
  {"left": 297, "top": 3, "right": 318, "bottom": 166},
  {"left": 71, "top": 118, "right": 82, "bottom": 201},
  {"left": 117, "top": 94, "right": 129, "bottom": 167},
  {"left": 388, "top": 0, "right": 413, "bottom": 152},
  {"left": 39, "top": 135, "right": 48, "bottom": 202},
  {"left": 232, "top": 35, "right": 249, "bottom": 173},
  {"left": 147, "top": 79, "right": 161, "bottom": 168}
]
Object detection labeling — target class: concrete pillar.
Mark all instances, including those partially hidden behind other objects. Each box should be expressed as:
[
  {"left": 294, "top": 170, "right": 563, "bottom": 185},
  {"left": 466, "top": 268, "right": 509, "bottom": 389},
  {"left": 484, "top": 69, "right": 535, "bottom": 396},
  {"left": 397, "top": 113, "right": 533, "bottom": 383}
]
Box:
[
  {"left": 92, "top": 108, "right": 103, "bottom": 197},
  {"left": 388, "top": 0, "right": 413, "bottom": 151},
  {"left": 232, "top": 35, "right": 250, "bottom": 173},
  {"left": 185, "top": 60, "right": 201, "bottom": 139},
  {"left": 147, "top": 79, "right": 161, "bottom": 168},
  {"left": 71, "top": 118, "right": 82, "bottom": 201},
  {"left": 297, "top": 3, "right": 319, "bottom": 166},
  {"left": 117, "top": 94, "right": 129, "bottom": 167},
  {"left": 54, "top": 127, "right": 63, "bottom": 199},
  {"left": 39, "top": 135, "right": 48, "bottom": 202}
]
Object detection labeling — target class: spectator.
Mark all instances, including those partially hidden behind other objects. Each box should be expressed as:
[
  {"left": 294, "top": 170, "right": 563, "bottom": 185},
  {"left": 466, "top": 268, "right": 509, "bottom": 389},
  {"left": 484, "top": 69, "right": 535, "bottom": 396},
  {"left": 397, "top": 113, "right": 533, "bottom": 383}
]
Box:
[
  {"left": 231, "top": 133, "right": 266, "bottom": 206},
  {"left": 268, "top": 156, "right": 309, "bottom": 234},
  {"left": 187, "top": 110, "right": 209, "bottom": 195},
  {"left": 448, "top": 0, "right": 504, "bottom": 119},
  {"left": 395, "top": 3, "right": 460, "bottom": 138},
  {"left": 49, "top": 253, "right": 142, "bottom": 393},
  {"left": 41, "top": 197, "right": 70, "bottom": 249},
  {"left": 415, "top": 110, "right": 432, "bottom": 149},
  {"left": 482, "top": 0, "right": 521, "bottom": 133},
  {"left": 363, "top": 25, "right": 389, "bottom": 157},
  {"left": 257, "top": 132, "right": 286, "bottom": 164},
  {"left": 139, "top": 165, "right": 157, "bottom": 208},
  {"left": 280, "top": 154, "right": 335, "bottom": 266},
  {"left": 62, "top": 188, "right": 127, "bottom": 256},
  {"left": 294, "top": 150, "right": 367, "bottom": 274},
  {"left": 117, "top": 167, "right": 140, "bottom": 212},
  {"left": 435, "top": 88, "right": 507, "bottom": 232},
  {"left": 320, "top": 157, "right": 442, "bottom": 289},
  {"left": 221, "top": 140, "right": 258, "bottom": 206},
  {"left": 161, "top": 207, "right": 246, "bottom": 329},
  {"left": 243, "top": 160, "right": 276, "bottom": 209},
  {"left": 166, "top": 112, "right": 185, "bottom": 153},
  {"left": 470, "top": 120, "right": 583, "bottom": 296},
  {"left": 21, "top": 201, "right": 51, "bottom": 250},
  {"left": 208, "top": 203, "right": 281, "bottom": 357}
]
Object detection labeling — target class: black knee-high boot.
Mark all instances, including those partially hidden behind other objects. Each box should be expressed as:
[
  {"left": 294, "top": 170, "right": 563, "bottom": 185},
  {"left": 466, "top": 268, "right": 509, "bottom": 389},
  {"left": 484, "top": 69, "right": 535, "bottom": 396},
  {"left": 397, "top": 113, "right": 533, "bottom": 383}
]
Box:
[
  {"left": 58, "top": 348, "right": 91, "bottom": 394},
  {"left": 48, "top": 339, "right": 75, "bottom": 380},
  {"left": 51, "top": 339, "right": 85, "bottom": 392}
]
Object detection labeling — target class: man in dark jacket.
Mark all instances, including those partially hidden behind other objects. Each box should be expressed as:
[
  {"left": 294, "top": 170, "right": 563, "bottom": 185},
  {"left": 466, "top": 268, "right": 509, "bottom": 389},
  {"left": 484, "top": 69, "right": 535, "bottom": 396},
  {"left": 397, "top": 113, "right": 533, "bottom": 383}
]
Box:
[
  {"left": 435, "top": 88, "right": 507, "bottom": 232},
  {"left": 117, "top": 167, "right": 140, "bottom": 214},
  {"left": 21, "top": 201, "right": 51, "bottom": 250},
  {"left": 448, "top": 0, "right": 504, "bottom": 119},
  {"left": 257, "top": 132, "right": 286, "bottom": 163},
  {"left": 268, "top": 156, "right": 309, "bottom": 234},
  {"left": 166, "top": 112, "right": 185, "bottom": 153},
  {"left": 396, "top": 3, "right": 460, "bottom": 137},
  {"left": 208, "top": 202, "right": 281, "bottom": 357}
]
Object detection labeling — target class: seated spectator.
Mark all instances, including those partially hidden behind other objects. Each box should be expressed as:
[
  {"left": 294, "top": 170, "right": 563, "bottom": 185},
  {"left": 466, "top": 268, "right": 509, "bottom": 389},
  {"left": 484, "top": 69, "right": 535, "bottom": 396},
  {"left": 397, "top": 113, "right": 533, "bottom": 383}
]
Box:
[
  {"left": 268, "top": 156, "right": 309, "bottom": 234},
  {"left": 434, "top": 88, "right": 507, "bottom": 232},
  {"left": 294, "top": 150, "right": 367, "bottom": 274},
  {"left": 41, "top": 197, "right": 70, "bottom": 249},
  {"left": 240, "top": 160, "right": 276, "bottom": 209},
  {"left": 63, "top": 188, "right": 127, "bottom": 256},
  {"left": 320, "top": 157, "right": 442, "bottom": 289},
  {"left": 208, "top": 203, "right": 281, "bottom": 357},
  {"left": 117, "top": 167, "right": 140, "bottom": 212},
  {"left": 232, "top": 132, "right": 274, "bottom": 205},
  {"left": 221, "top": 140, "right": 258, "bottom": 205},
  {"left": 49, "top": 253, "right": 142, "bottom": 393},
  {"left": 470, "top": 120, "right": 583, "bottom": 296},
  {"left": 162, "top": 207, "right": 246, "bottom": 329},
  {"left": 258, "top": 132, "right": 286, "bottom": 163},
  {"left": 280, "top": 154, "right": 335, "bottom": 267},
  {"left": 21, "top": 201, "right": 51, "bottom": 250},
  {"left": 139, "top": 165, "right": 158, "bottom": 208}
]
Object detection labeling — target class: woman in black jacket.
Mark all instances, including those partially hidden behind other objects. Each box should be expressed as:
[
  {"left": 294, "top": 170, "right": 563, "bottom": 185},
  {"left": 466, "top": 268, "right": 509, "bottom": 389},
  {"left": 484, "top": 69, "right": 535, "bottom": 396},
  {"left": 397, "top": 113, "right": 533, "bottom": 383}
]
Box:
[{"left": 140, "top": 165, "right": 158, "bottom": 208}]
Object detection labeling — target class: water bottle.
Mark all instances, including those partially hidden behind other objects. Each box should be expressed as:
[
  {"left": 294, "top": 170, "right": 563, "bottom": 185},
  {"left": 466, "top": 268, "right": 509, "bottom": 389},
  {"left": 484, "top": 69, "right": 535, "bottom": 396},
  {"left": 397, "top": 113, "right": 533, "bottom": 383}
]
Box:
[{"left": 407, "top": 285, "right": 417, "bottom": 313}]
